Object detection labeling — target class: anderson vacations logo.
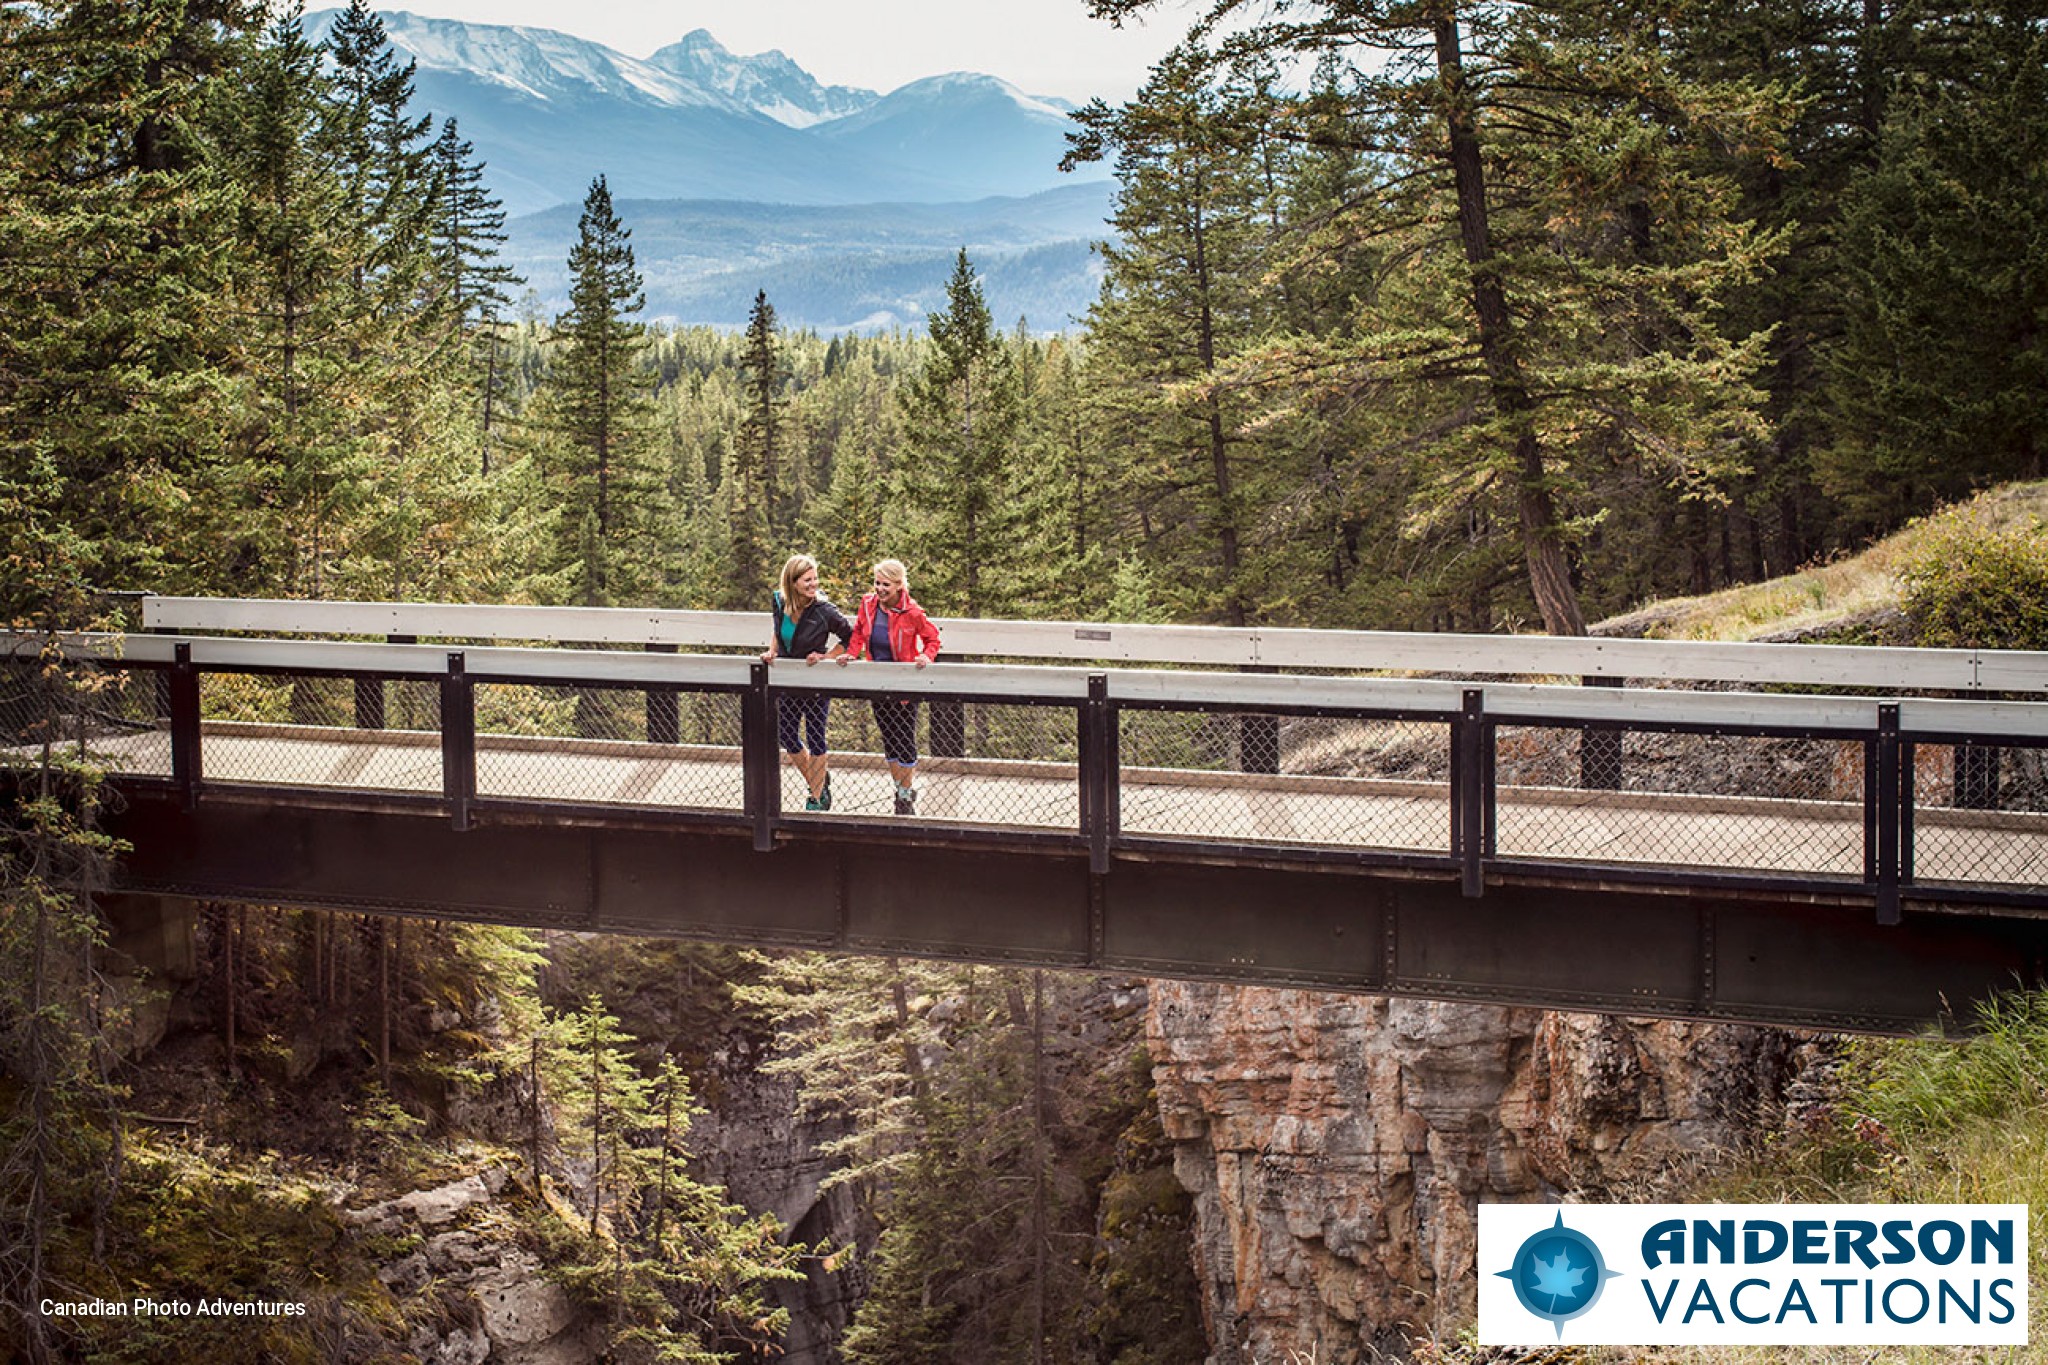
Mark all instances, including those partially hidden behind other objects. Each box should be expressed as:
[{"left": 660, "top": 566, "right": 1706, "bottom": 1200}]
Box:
[{"left": 1478, "top": 1203, "right": 2029, "bottom": 1346}]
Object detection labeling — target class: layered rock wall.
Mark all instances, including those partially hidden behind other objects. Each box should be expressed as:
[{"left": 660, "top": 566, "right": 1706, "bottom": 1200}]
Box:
[{"left": 1147, "top": 984, "right": 1820, "bottom": 1363}]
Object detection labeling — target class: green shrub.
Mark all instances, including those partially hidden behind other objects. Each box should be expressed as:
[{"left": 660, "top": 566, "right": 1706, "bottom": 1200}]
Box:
[{"left": 1898, "top": 518, "right": 2048, "bottom": 650}]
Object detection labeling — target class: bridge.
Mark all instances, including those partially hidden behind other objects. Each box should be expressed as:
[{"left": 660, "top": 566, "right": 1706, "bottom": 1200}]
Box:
[{"left": 6, "top": 596, "right": 2048, "bottom": 1034}]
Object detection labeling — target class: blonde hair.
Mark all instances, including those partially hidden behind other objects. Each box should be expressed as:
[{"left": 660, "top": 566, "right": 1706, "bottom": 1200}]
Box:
[
  {"left": 778, "top": 554, "right": 821, "bottom": 613},
  {"left": 872, "top": 558, "right": 908, "bottom": 594}
]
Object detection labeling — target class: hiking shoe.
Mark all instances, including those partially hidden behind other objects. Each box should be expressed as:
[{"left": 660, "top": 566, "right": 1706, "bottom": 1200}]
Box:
[
  {"left": 893, "top": 786, "right": 916, "bottom": 816},
  {"left": 818, "top": 778, "right": 832, "bottom": 812}
]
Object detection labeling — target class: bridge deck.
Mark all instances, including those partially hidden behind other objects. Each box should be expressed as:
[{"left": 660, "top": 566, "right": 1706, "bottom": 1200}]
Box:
[
  {"left": 17, "top": 616, "right": 2048, "bottom": 1031},
  {"left": 72, "top": 723, "right": 2048, "bottom": 885}
]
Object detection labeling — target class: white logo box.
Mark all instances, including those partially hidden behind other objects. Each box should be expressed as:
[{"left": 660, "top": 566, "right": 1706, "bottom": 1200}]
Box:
[{"left": 1478, "top": 1203, "right": 2030, "bottom": 1347}]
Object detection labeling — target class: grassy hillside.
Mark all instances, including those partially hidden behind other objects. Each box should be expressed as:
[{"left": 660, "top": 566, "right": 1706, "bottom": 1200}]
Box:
[{"left": 1595, "top": 481, "right": 2048, "bottom": 643}]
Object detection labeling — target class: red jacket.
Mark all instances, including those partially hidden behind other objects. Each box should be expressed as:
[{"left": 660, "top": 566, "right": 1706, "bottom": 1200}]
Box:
[{"left": 847, "top": 590, "right": 942, "bottom": 664}]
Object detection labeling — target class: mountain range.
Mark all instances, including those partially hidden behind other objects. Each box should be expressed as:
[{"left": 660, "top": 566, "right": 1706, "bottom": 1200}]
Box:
[
  {"left": 500, "top": 182, "right": 1113, "bottom": 332},
  {"left": 301, "top": 10, "right": 1116, "bottom": 329}
]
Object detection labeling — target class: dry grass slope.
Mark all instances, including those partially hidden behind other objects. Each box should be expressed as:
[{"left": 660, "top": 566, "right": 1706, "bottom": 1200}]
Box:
[{"left": 1595, "top": 482, "right": 2048, "bottom": 643}]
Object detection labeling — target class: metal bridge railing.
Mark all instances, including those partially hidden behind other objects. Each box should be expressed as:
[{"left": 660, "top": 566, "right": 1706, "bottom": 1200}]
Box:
[{"left": 7, "top": 633, "right": 2048, "bottom": 920}]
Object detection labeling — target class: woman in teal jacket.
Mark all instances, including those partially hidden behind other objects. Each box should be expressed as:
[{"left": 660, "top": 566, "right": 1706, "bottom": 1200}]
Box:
[{"left": 762, "top": 554, "right": 853, "bottom": 809}]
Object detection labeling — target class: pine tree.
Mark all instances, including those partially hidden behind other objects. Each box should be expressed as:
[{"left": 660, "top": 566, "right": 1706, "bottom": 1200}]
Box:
[
  {"left": 322, "top": 0, "right": 436, "bottom": 333},
  {"left": 719, "top": 291, "right": 783, "bottom": 605},
  {"left": 834, "top": 969, "right": 1101, "bottom": 1365},
  {"left": 0, "top": 4, "right": 258, "bottom": 1351},
  {"left": 1014, "top": 336, "right": 1109, "bottom": 616},
  {"left": 533, "top": 997, "right": 803, "bottom": 1363},
  {"left": 896, "top": 250, "right": 1027, "bottom": 617},
  {"left": 1815, "top": 4, "right": 2048, "bottom": 531},
  {"left": 0, "top": 0, "right": 252, "bottom": 595},
  {"left": 429, "top": 117, "right": 524, "bottom": 472},
  {"left": 737, "top": 290, "right": 793, "bottom": 538},
  {"left": 802, "top": 428, "right": 889, "bottom": 610},
  {"left": 1081, "top": 1, "right": 1783, "bottom": 633},
  {"left": 539, "top": 175, "right": 673, "bottom": 606},
  {"left": 1066, "top": 49, "right": 1275, "bottom": 627},
  {"left": 427, "top": 118, "right": 516, "bottom": 300},
  {"left": 209, "top": 7, "right": 372, "bottom": 598}
]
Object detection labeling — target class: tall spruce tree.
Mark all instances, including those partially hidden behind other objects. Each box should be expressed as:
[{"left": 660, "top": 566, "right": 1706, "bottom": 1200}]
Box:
[
  {"left": 322, "top": 0, "right": 436, "bottom": 333},
  {"left": 1067, "top": 49, "right": 1274, "bottom": 626},
  {"left": 541, "top": 175, "right": 672, "bottom": 606},
  {"left": 725, "top": 290, "right": 786, "bottom": 601},
  {"left": 0, "top": 2, "right": 257, "bottom": 1353},
  {"left": 210, "top": 7, "right": 372, "bottom": 598},
  {"left": 896, "top": 250, "right": 1026, "bottom": 617},
  {"left": 1814, "top": 3, "right": 2048, "bottom": 531},
  {"left": 534, "top": 998, "right": 802, "bottom": 1361},
  {"left": 429, "top": 117, "right": 523, "bottom": 472}
]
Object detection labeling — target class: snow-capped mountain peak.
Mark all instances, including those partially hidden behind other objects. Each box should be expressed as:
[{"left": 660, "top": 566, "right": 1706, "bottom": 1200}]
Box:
[
  {"left": 305, "top": 11, "right": 718, "bottom": 111},
  {"left": 294, "top": 10, "right": 1105, "bottom": 216},
  {"left": 645, "top": 27, "right": 875, "bottom": 128}
]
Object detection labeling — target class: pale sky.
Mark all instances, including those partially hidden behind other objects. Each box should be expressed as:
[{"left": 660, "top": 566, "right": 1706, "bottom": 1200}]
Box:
[{"left": 380, "top": 0, "right": 1196, "bottom": 103}]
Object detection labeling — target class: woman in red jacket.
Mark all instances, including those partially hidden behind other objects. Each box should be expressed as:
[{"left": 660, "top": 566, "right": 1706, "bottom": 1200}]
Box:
[{"left": 837, "top": 558, "right": 943, "bottom": 814}]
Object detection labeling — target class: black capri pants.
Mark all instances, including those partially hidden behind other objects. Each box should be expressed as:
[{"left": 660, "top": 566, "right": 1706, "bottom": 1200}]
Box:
[
  {"left": 777, "top": 694, "right": 831, "bottom": 756},
  {"left": 870, "top": 697, "right": 919, "bottom": 767}
]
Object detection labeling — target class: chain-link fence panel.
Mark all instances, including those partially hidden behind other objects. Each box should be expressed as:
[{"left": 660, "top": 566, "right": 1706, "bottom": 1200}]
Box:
[
  {"left": 1492, "top": 724, "right": 1865, "bottom": 874},
  {"left": 1911, "top": 741, "right": 2048, "bottom": 886},
  {"left": 474, "top": 683, "right": 744, "bottom": 811},
  {"left": 0, "top": 661, "right": 169, "bottom": 777},
  {"left": 1117, "top": 708, "right": 1452, "bottom": 852},
  {"left": 785, "top": 692, "right": 1080, "bottom": 828},
  {"left": 197, "top": 671, "right": 441, "bottom": 793}
]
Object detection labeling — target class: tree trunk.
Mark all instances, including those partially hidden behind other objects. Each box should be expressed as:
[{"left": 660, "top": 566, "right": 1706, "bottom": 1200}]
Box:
[
  {"left": 1432, "top": 7, "right": 1587, "bottom": 636},
  {"left": 528, "top": 1034, "right": 545, "bottom": 1192},
  {"left": 1191, "top": 196, "right": 1249, "bottom": 628},
  {"left": 224, "top": 905, "right": 240, "bottom": 1078},
  {"left": 589, "top": 1012, "right": 604, "bottom": 1238},
  {"left": 377, "top": 918, "right": 391, "bottom": 1090},
  {"left": 889, "top": 959, "right": 925, "bottom": 1103},
  {"left": 481, "top": 327, "right": 500, "bottom": 475},
  {"left": 1031, "top": 970, "right": 1047, "bottom": 1365}
]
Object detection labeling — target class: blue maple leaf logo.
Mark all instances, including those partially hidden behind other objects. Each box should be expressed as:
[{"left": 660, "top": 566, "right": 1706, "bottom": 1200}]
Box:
[
  {"left": 1527, "top": 1248, "right": 1588, "bottom": 1309},
  {"left": 1496, "top": 1212, "right": 1618, "bottom": 1338}
]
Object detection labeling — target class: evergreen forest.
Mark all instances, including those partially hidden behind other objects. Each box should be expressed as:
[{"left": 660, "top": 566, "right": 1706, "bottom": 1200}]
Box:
[{"left": 3, "top": 0, "right": 2047, "bottom": 1360}]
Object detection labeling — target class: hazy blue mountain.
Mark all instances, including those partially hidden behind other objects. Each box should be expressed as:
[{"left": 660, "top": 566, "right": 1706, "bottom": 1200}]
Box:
[
  {"left": 815, "top": 73, "right": 1082, "bottom": 202},
  {"left": 503, "top": 182, "right": 1115, "bottom": 332},
  {"left": 306, "top": 10, "right": 1105, "bottom": 214}
]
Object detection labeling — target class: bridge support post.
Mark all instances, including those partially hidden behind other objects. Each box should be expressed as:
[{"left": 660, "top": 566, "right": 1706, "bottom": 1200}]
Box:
[
  {"left": 1953, "top": 743, "right": 2001, "bottom": 810},
  {"left": 930, "top": 655, "right": 965, "bottom": 759},
  {"left": 645, "top": 642, "right": 679, "bottom": 744},
  {"left": 169, "top": 642, "right": 200, "bottom": 809},
  {"left": 441, "top": 652, "right": 475, "bottom": 832},
  {"left": 1579, "top": 674, "right": 1624, "bottom": 789},
  {"left": 354, "top": 634, "right": 410, "bottom": 729},
  {"left": 1082, "top": 674, "right": 1113, "bottom": 876},
  {"left": 1238, "top": 664, "right": 1279, "bottom": 774},
  {"left": 354, "top": 674, "right": 383, "bottom": 729},
  {"left": 744, "top": 660, "right": 775, "bottom": 851},
  {"left": 1454, "top": 687, "right": 1488, "bottom": 898},
  {"left": 1874, "top": 703, "right": 1902, "bottom": 926}
]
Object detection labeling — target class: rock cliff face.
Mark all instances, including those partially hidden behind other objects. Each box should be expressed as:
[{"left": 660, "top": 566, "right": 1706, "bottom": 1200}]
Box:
[
  {"left": 1146, "top": 984, "right": 1821, "bottom": 1363},
  {"left": 689, "top": 1037, "right": 868, "bottom": 1365}
]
